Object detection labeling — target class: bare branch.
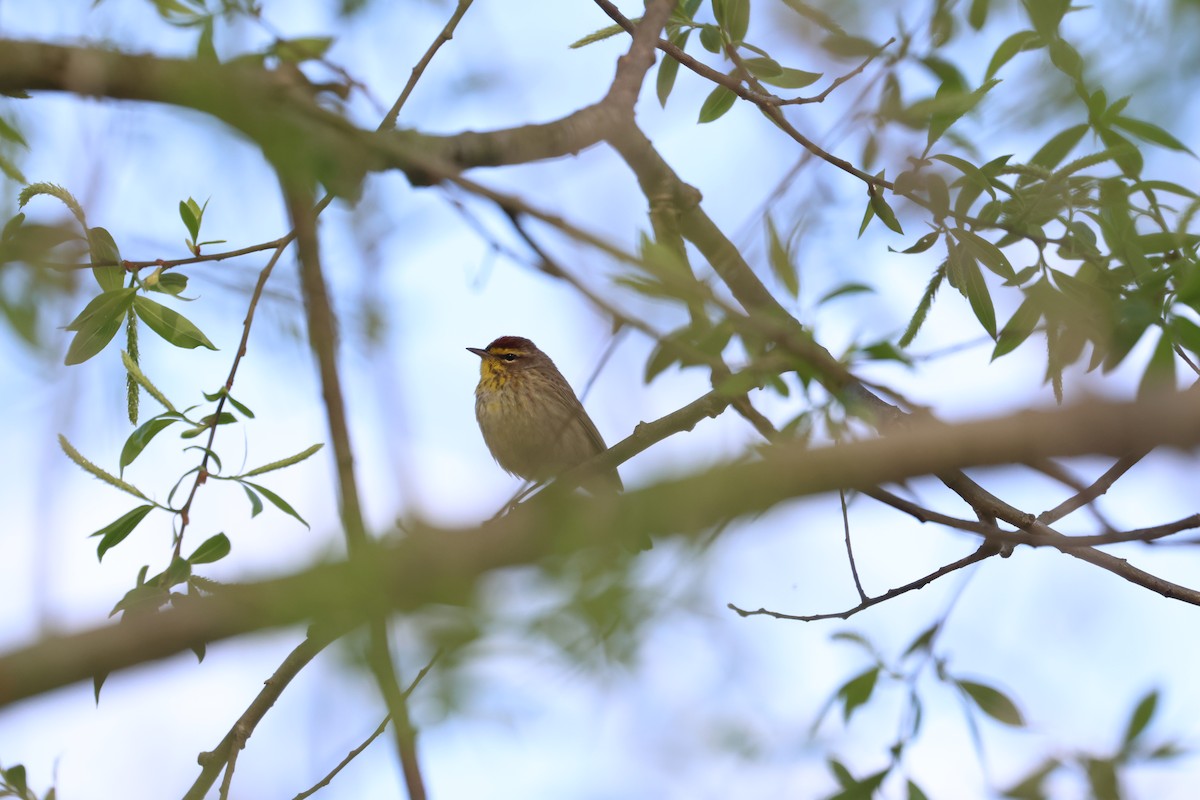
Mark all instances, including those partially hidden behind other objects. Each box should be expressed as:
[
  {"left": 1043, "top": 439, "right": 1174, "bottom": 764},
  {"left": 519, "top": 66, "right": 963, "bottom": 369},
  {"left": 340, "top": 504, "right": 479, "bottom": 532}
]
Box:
[{"left": 730, "top": 545, "right": 995, "bottom": 622}]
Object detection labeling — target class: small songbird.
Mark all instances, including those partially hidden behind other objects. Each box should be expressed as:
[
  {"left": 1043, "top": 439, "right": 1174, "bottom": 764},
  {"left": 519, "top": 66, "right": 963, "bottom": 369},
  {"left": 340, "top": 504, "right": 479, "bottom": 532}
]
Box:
[{"left": 467, "top": 335, "right": 623, "bottom": 494}]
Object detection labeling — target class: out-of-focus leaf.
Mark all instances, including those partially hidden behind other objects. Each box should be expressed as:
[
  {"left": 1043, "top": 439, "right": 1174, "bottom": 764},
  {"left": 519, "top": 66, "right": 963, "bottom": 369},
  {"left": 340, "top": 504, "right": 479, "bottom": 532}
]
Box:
[
  {"left": 766, "top": 216, "right": 799, "bottom": 298},
  {"left": 992, "top": 294, "right": 1042, "bottom": 360},
  {"left": 890, "top": 232, "right": 940, "bottom": 254},
  {"left": 1122, "top": 689, "right": 1159, "bottom": 747},
  {"left": 985, "top": 30, "right": 1041, "bottom": 81},
  {"left": 1137, "top": 330, "right": 1176, "bottom": 398},
  {"left": 760, "top": 67, "right": 822, "bottom": 89},
  {"left": 869, "top": 186, "right": 904, "bottom": 234},
  {"left": 1001, "top": 758, "right": 1060, "bottom": 799},
  {"left": 713, "top": 0, "right": 749, "bottom": 42},
  {"left": 1112, "top": 116, "right": 1194, "bottom": 154},
  {"left": 959, "top": 256, "right": 997, "bottom": 338},
  {"left": 958, "top": 679, "right": 1025, "bottom": 726},
  {"left": 838, "top": 667, "right": 880, "bottom": 722},
  {"left": 1022, "top": 0, "right": 1069, "bottom": 38},
  {"left": 188, "top": 532, "right": 231, "bottom": 565}
]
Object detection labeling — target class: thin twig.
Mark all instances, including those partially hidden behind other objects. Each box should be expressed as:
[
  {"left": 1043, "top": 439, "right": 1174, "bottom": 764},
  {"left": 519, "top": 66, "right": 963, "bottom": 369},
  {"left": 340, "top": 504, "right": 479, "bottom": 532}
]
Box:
[
  {"left": 730, "top": 545, "right": 995, "bottom": 622},
  {"left": 379, "top": 0, "right": 475, "bottom": 131},
  {"left": 840, "top": 489, "right": 868, "bottom": 602},
  {"left": 184, "top": 629, "right": 338, "bottom": 800},
  {"left": 171, "top": 236, "right": 292, "bottom": 558},
  {"left": 1037, "top": 452, "right": 1146, "bottom": 525},
  {"left": 292, "top": 650, "right": 444, "bottom": 800}
]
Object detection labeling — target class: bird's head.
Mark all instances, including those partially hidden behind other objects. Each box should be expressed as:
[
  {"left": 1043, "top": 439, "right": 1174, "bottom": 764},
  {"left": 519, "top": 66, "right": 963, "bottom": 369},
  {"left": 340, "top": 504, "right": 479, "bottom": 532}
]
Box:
[{"left": 467, "top": 336, "right": 549, "bottom": 385}]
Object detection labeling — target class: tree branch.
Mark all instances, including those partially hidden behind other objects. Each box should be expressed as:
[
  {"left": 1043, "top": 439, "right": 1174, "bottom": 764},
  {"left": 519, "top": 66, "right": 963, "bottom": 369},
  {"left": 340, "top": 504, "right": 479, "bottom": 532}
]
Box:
[{"left": 5, "top": 393, "right": 1200, "bottom": 708}]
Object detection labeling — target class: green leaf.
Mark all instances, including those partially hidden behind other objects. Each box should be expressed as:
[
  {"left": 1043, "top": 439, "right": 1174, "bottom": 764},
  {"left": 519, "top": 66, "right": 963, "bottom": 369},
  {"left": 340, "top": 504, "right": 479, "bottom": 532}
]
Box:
[
  {"left": 959, "top": 256, "right": 997, "bottom": 338},
  {"left": 759, "top": 66, "right": 822, "bottom": 90},
  {"left": 242, "top": 480, "right": 310, "bottom": 528},
  {"left": 0, "top": 151, "right": 27, "bottom": 184},
  {"left": 821, "top": 33, "right": 879, "bottom": 58},
  {"left": 87, "top": 226, "right": 124, "bottom": 291},
  {"left": 179, "top": 200, "right": 200, "bottom": 241},
  {"left": 741, "top": 56, "right": 781, "bottom": 80},
  {"left": 1022, "top": 0, "right": 1068, "bottom": 38},
  {"left": 64, "top": 289, "right": 136, "bottom": 365},
  {"left": 1001, "top": 758, "right": 1060, "bottom": 799},
  {"left": 1026, "top": 123, "right": 1088, "bottom": 176},
  {"left": 766, "top": 216, "right": 799, "bottom": 298},
  {"left": 273, "top": 36, "right": 335, "bottom": 62},
  {"left": 1137, "top": 330, "right": 1176, "bottom": 399},
  {"left": 223, "top": 392, "right": 256, "bottom": 419},
  {"left": 908, "top": 780, "right": 931, "bottom": 800},
  {"left": 1047, "top": 37, "right": 1083, "bottom": 81},
  {"left": 1112, "top": 116, "right": 1194, "bottom": 154},
  {"left": 4, "top": 764, "right": 27, "bottom": 795},
  {"left": 838, "top": 667, "right": 879, "bottom": 722},
  {"left": 890, "top": 231, "right": 940, "bottom": 254},
  {"left": 91, "top": 504, "right": 155, "bottom": 561},
  {"left": 133, "top": 296, "right": 217, "bottom": 350},
  {"left": 119, "top": 416, "right": 178, "bottom": 474},
  {"left": 868, "top": 186, "right": 904, "bottom": 234},
  {"left": 64, "top": 287, "right": 137, "bottom": 331},
  {"left": 698, "top": 24, "right": 723, "bottom": 53},
  {"left": 968, "top": 0, "right": 989, "bottom": 30},
  {"left": 0, "top": 114, "right": 27, "bottom": 147},
  {"left": 242, "top": 483, "right": 264, "bottom": 518},
  {"left": 150, "top": 271, "right": 189, "bottom": 296},
  {"left": 819, "top": 283, "right": 874, "bottom": 304},
  {"left": 985, "top": 30, "right": 1041, "bottom": 81},
  {"left": 958, "top": 679, "right": 1025, "bottom": 726},
  {"left": 656, "top": 51, "right": 682, "bottom": 108},
  {"left": 1096, "top": 127, "right": 1143, "bottom": 177},
  {"left": 698, "top": 85, "right": 737, "bottom": 123},
  {"left": 953, "top": 228, "right": 1015, "bottom": 280},
  {"left": 1122, "top": 689, "right": 1158, "bottom": 747},
  {"left": 242, "top": 443, "right": 324, "bottom": 477},
  {"left": 713, "top": 0, "right": 749, "bottom": 42},
  {"left": 992, "top": 295, "right": 1042, "bottom": 360},
  {"left": 925, "top": 78, "right": 1001, "bottom": 151},
  {"left": 188, "top": 532, "right": 231, "bottom": 565},
  {"left": 902, "top": 623, "right": 940, "bottom": 657}
]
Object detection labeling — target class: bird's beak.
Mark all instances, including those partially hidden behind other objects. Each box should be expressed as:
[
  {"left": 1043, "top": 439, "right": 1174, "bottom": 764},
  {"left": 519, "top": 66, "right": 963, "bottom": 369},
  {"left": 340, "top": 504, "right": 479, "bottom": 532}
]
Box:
[{"left": 466, "top": 347, "right": 490, "bottom": 359}]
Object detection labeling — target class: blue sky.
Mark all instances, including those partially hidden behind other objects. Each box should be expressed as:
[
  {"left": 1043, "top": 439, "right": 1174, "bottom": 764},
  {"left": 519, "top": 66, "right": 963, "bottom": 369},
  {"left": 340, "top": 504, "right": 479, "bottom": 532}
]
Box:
[{"left": 3, "top": 1, "right": 1200, "bottom": 798}]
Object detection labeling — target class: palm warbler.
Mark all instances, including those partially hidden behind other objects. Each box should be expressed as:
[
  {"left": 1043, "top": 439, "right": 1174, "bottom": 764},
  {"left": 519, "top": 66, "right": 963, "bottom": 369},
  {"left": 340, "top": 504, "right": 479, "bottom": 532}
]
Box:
[{"left": 468, "top": 335, "right": 623, "bottom": 493}]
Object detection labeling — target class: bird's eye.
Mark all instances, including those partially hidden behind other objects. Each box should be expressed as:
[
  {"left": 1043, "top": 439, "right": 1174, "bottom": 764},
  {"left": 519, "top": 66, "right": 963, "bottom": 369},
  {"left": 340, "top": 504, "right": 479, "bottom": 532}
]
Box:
[{"left": 503, "top": 353, "right": 517, "bottom": 362}]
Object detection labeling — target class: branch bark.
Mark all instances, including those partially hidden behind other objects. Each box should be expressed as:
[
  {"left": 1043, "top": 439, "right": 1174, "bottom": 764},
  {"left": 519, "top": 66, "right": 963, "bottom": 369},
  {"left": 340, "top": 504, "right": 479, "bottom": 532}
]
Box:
[{"left": 4, "top": 392, "right": 1200, "bottom": 709}]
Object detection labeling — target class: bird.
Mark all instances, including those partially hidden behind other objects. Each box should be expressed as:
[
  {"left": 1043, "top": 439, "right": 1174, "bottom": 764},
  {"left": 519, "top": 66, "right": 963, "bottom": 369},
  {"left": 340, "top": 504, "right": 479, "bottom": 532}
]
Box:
[{"left": 467, "top": 335, "right": 623, "bottom": 495}]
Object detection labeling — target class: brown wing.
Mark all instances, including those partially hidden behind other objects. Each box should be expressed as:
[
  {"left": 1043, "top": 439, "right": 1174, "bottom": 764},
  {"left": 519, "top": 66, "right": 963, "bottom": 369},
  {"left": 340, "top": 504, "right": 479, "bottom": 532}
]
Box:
[{"left": 546, "top": 367, "right": 623, "bottom": 492}]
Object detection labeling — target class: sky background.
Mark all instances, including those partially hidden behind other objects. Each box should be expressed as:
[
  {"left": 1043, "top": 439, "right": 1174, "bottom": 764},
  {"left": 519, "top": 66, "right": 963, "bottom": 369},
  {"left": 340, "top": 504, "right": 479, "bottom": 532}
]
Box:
[{"left": 2, "top": 1, "right": 1200, "bottom": 798}]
